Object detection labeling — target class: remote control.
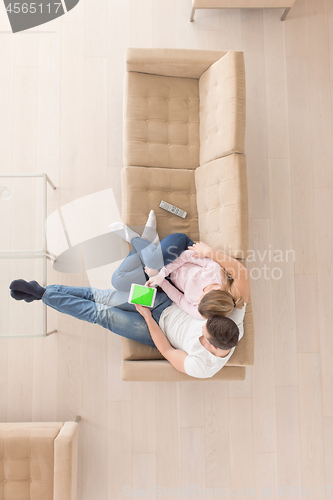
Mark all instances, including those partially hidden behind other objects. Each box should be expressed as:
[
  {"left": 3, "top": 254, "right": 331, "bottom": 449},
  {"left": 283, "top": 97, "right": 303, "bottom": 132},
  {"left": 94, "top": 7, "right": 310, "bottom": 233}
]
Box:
[{"left": 159, "top": 200, "right": 187, "bottom": 218}]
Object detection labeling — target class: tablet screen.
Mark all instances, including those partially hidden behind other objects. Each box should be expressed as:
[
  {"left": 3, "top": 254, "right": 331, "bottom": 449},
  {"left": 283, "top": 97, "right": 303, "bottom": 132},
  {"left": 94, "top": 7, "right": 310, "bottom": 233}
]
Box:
[{"left": 128, "top": 284, "right": 156, "bottom": 308}]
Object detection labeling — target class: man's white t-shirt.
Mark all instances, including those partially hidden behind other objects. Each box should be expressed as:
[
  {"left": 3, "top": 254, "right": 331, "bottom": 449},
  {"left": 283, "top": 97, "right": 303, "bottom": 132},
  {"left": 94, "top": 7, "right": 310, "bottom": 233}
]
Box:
[{"left": 158, "top": 303, "right": 246, "bottom": 379}]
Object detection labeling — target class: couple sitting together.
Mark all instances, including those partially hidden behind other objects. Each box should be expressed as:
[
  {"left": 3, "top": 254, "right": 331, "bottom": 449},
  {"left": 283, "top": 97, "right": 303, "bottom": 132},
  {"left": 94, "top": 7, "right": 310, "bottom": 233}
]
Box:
[{"left": 9, "top": 210, "right": 250, "bottom": 379}]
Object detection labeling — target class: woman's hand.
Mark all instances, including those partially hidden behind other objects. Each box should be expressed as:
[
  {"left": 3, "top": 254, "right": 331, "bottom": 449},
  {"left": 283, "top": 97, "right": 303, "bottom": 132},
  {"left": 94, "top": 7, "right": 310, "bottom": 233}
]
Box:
[
  {"left": 135, "top": 303, "right": 152, "bottom": 321},
  {"left": 145, "top": 274, "right": 164, "bottom": 287},
  {"left": 187, "top": 241, "right": 212, "bottom": 259},
  {"left": 144, "top": 266, "right": 159, "bottom": 278}
]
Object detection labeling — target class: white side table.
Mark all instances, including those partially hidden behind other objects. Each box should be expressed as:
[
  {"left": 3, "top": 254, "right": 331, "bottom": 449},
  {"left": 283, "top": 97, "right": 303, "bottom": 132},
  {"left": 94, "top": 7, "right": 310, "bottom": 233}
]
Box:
[
  {"left": 0, "top": 173, "right": 57, "bottom": 337},
  {"left": 190, "top": 0, "right": 295, "bottom": 22}
]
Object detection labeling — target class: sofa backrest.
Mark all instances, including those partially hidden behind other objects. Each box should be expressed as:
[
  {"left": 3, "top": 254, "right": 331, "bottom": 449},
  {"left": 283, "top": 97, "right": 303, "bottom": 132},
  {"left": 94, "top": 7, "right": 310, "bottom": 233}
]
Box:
[
  {"left": 0, "top": 422, "right": 63, "bottom": 500},
  {"left": 199, "top": 50, "right": 246, "bottom": 165}
]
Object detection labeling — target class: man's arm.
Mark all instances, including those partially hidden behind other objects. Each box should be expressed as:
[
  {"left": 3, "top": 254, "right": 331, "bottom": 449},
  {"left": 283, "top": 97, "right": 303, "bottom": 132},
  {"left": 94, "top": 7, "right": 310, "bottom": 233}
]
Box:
[{"left": 135, "top": 304, "right": 188, "bottom": 374}]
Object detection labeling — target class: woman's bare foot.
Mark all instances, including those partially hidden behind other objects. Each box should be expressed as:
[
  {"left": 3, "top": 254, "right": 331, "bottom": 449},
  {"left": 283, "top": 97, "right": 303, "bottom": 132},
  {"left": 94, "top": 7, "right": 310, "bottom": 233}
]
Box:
[{"left": 144, "top": 266, "right": 159, "bottom": 277}]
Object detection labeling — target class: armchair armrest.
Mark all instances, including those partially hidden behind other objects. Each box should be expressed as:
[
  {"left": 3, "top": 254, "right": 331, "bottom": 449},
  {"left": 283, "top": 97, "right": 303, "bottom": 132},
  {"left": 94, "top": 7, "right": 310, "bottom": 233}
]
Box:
[
  {"left": 54, "top": 421, "right": 80, "bottom": 500},
  {"left": 125, "top": 47, "right": 229, "bottom": 79}
]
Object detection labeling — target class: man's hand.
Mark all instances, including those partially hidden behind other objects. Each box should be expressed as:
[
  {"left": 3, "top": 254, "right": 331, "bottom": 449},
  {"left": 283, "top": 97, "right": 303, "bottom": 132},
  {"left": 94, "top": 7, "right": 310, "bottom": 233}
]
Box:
[
  {"left": 145, "top": 274, "right": 164, "bottom": 287},
  {"left": 187, "top": 241, "right": 212, "bottom": 259},
  {"left": 135, "top": 303, "right": 152, "bottom": 321}
]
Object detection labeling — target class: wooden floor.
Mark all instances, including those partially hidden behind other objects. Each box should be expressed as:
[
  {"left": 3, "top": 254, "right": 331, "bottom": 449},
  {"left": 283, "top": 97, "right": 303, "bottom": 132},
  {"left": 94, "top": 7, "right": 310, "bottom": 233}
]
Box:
[{"left": 0, "top": 1, "right": 333, "bottom": 499}]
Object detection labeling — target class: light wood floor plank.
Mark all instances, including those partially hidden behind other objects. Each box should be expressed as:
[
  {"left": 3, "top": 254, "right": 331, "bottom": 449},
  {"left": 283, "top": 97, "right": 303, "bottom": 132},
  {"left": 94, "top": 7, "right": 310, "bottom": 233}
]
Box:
[
  {"left": 241, "top": 9, "right": 270, "bottom": 219},
  {"left": 84, "top": 0, "right": 108, "bottom": 57},
  {"left": 156, "top": 383, "right": 181, "bottom": 491},
  {"left": 60, "top": 22, "right": 85, "bottom": 205},
  {"left": 175, "top": 0, "right": 198, "bottom": 49},
  {"left": 275, "top": 386, "right": 302, "bottom": 489},
  {"left": 130, "top": 0, "right": 153, "bottom": 47},
  {"left": 12, "top": 67, "right": 38, "bottom": 172},
  {"left": 37, "top": 20, "right": 61, "bottom": 195},
  {"left": 197, "top": 29, "right": 220, "bottom": 50},
  {"left": 314, "top": 188, "right": 333, "bottom": 416},
  {"left": 205, "top": 381, "right": 230, "bottom": 486},
  {"left": 329, "top": 11, "right": 333, "bottom": 80},
  {"left": 285, "top": 0, "right": 308, "bottom": 58},
  {"left": 107, "top": 401, "right": 132, "bottom": 499},
  {"left": 229, "top": 398, "right": 254, "bottom": 489},
  {"left": 268, "top": 160, "right": 298, "bottom": 386},
  {"left": 196, "top": 8, "right": 220, "bottom": 31},
  {"left": 107, "top": 334, "right": 132, "bottom": 402},
  {"left": 0, "top": 33, "right": 14, "bottom": 174},
  {"left": 286, "top": 57, "right": 317, "bottom": 274},
  {"left": 219, "top": 9, "right": 242, "bottom": 51},
  {"left": 323, "top": 417, "right": 333, "bottom": 500},
  {"left": 131, "top": 382, "right": 156, "bottom": 454},
  {"left": 107, "top": 1, "right": 130, "bottom": 168},
  {"left": 294, "top": 275, "right": 320, "bottom": 353},
  {"left": 7, "top": 338, "right": 33, "bottom": 421},
  {"left": 180, "top": 382, "right": 205, "bottom": 428},
  {"left": 81, "top": 322, "right": 107, "bottom": 500},
  {"left": 181, "top": 427, "right": 206, "bottom": 499},
  {"left": 56, "top": 273, "right": 83, "bottom": 422},
  {"left": 254, "top": 452, "right": 278, "bottom": 499},
  {"left": 132, "top": 453, "right": 156, "bottom": 500},
  {"left": 307, "top": 0, "right": 333, "bottom": 187},
  {"left": 298, "top": 353, "right": 326, "bottom": 497},
  {"left": 263, "top": 9, "right": 289, "bottom": 159},
  {"left": 152, "top": 0, "right": 177, "bottom": 48},
  {"left": 248, "top": 219, "right": 277, "bottom": 453},
  {"left": 84, "top": 56, "right": 108, "bottom": 197},
  {"left": 14, "top": 29, "right": 38, "bottom": 68}
]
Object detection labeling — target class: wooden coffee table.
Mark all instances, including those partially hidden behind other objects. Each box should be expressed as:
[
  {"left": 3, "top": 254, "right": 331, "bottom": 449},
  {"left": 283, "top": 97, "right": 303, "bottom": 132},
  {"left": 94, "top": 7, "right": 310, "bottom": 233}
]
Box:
[{"left": 190, "top": 0, "right": 295, "bottom": 22}]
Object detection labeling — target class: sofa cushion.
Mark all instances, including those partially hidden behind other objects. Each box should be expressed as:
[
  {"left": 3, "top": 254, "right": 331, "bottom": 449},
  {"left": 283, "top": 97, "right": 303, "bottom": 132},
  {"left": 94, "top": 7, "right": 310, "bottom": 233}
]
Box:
[
  {"left": 122, "top": 360, "right": 246, "bottom": 381},
  {"left": 124, "top": 72, "right": 200, "bottom": 169},
  {"left": 0, "top": 422, "right": 63, "bottom": 500},
  {"left": 199, "top": 50, "right": 246, "bottom": 165},
  {"left": 121, "top": 166, "right": 199, "bottom": 241},
  {"left": 195, "top": 153, "right": 249, "bottom": 259},
  {"left": 126, "top": 47, "right": 228, "bottom": 79}
]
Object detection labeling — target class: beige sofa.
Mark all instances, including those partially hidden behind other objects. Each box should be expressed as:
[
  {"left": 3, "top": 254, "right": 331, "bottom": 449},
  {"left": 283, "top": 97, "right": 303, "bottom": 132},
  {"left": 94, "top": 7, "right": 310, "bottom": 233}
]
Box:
[
  {"left": 0, "top": 419, "right": 80, "bottom": 500},
  {"left": 121, "top": 48, "right": 254, "bottom": 381},
  {"left": 190, "top": 0, "right": 296, "bottom": 22}
]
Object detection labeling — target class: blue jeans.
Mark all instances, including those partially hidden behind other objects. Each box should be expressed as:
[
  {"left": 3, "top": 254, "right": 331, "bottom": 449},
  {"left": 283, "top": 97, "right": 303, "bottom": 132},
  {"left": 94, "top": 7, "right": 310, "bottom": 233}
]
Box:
[
  {"left": 42, "top": 284, "right": 172, "bottom": 348},
  {"left": 112, "top": 233, "right": 194, "bottom": 292},
  {"left": 42, "top": 233, "right": 194, "bottom": 347}
]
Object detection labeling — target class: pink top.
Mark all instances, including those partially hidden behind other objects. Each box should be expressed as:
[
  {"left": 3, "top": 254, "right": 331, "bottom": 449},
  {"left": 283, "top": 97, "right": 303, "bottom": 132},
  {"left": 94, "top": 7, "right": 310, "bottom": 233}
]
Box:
[{"left": 158, "top": 250, "right": 224, "bottom": 320}]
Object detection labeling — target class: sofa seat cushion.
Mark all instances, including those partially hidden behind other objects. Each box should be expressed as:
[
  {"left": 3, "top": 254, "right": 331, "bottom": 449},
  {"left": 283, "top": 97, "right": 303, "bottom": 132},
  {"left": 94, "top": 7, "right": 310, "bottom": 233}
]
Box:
[
  {"left": 199, "top": 50, "right": 246, "bottom": 165},
  {"left": 124, "top": 72, "right": 200, "bottom": 169},
  {"left": 0, "top": 422, "right": 63, "bottom": 500},
  {"left": 121, "top": 166, "right": 199, "bottom": 241},
  {"left": 195, "top": 153, "right": 249, "bottom": 259}
]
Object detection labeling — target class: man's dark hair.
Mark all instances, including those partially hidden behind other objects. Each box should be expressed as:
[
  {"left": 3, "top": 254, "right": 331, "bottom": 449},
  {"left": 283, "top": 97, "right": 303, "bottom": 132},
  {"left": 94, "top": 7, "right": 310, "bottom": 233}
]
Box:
[{"left": 206, "top": 315, "right": 239, "bottom": 350}]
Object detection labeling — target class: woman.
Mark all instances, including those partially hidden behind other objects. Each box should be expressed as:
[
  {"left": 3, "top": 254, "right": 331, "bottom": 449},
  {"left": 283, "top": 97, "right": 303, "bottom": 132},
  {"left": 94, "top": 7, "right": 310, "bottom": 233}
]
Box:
[{"left": 111, "top": 223, "right": 249, "bottom": 320}]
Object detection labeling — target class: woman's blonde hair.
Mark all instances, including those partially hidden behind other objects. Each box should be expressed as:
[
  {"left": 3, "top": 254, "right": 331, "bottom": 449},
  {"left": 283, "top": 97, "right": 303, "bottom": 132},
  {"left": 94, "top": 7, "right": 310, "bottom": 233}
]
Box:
[{"left": 198, "top": 267, "right": 244, "bottom": 318}]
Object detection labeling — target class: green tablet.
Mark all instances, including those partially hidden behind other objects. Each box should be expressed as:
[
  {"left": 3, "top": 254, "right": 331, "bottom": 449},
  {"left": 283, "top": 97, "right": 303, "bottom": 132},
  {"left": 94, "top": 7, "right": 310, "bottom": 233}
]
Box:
[{"left": 128, "top": 283, "right": 157, "bottom": 308}]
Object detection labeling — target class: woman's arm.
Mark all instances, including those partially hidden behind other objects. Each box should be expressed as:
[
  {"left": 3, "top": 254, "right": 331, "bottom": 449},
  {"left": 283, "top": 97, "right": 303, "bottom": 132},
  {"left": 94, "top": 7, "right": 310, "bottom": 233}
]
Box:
[
  {"left": 159, "top": 279, "right": 206, "bottom": 320},
  {"left": 135, "top": 304, "right": 188, "bottom": 373},
  {"left": 188, "top": 242, "right": 250, "bottom": 302}
]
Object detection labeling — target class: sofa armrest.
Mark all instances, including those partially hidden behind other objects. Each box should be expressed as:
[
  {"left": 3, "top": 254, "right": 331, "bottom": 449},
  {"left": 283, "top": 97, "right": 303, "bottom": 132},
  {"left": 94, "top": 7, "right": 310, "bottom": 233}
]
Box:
[
  {"left": 54, "top": 422, "right": 80, "bottom": 500},
  {"left": 126, "top": 47, "right": 229, "bottom": 79}
]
